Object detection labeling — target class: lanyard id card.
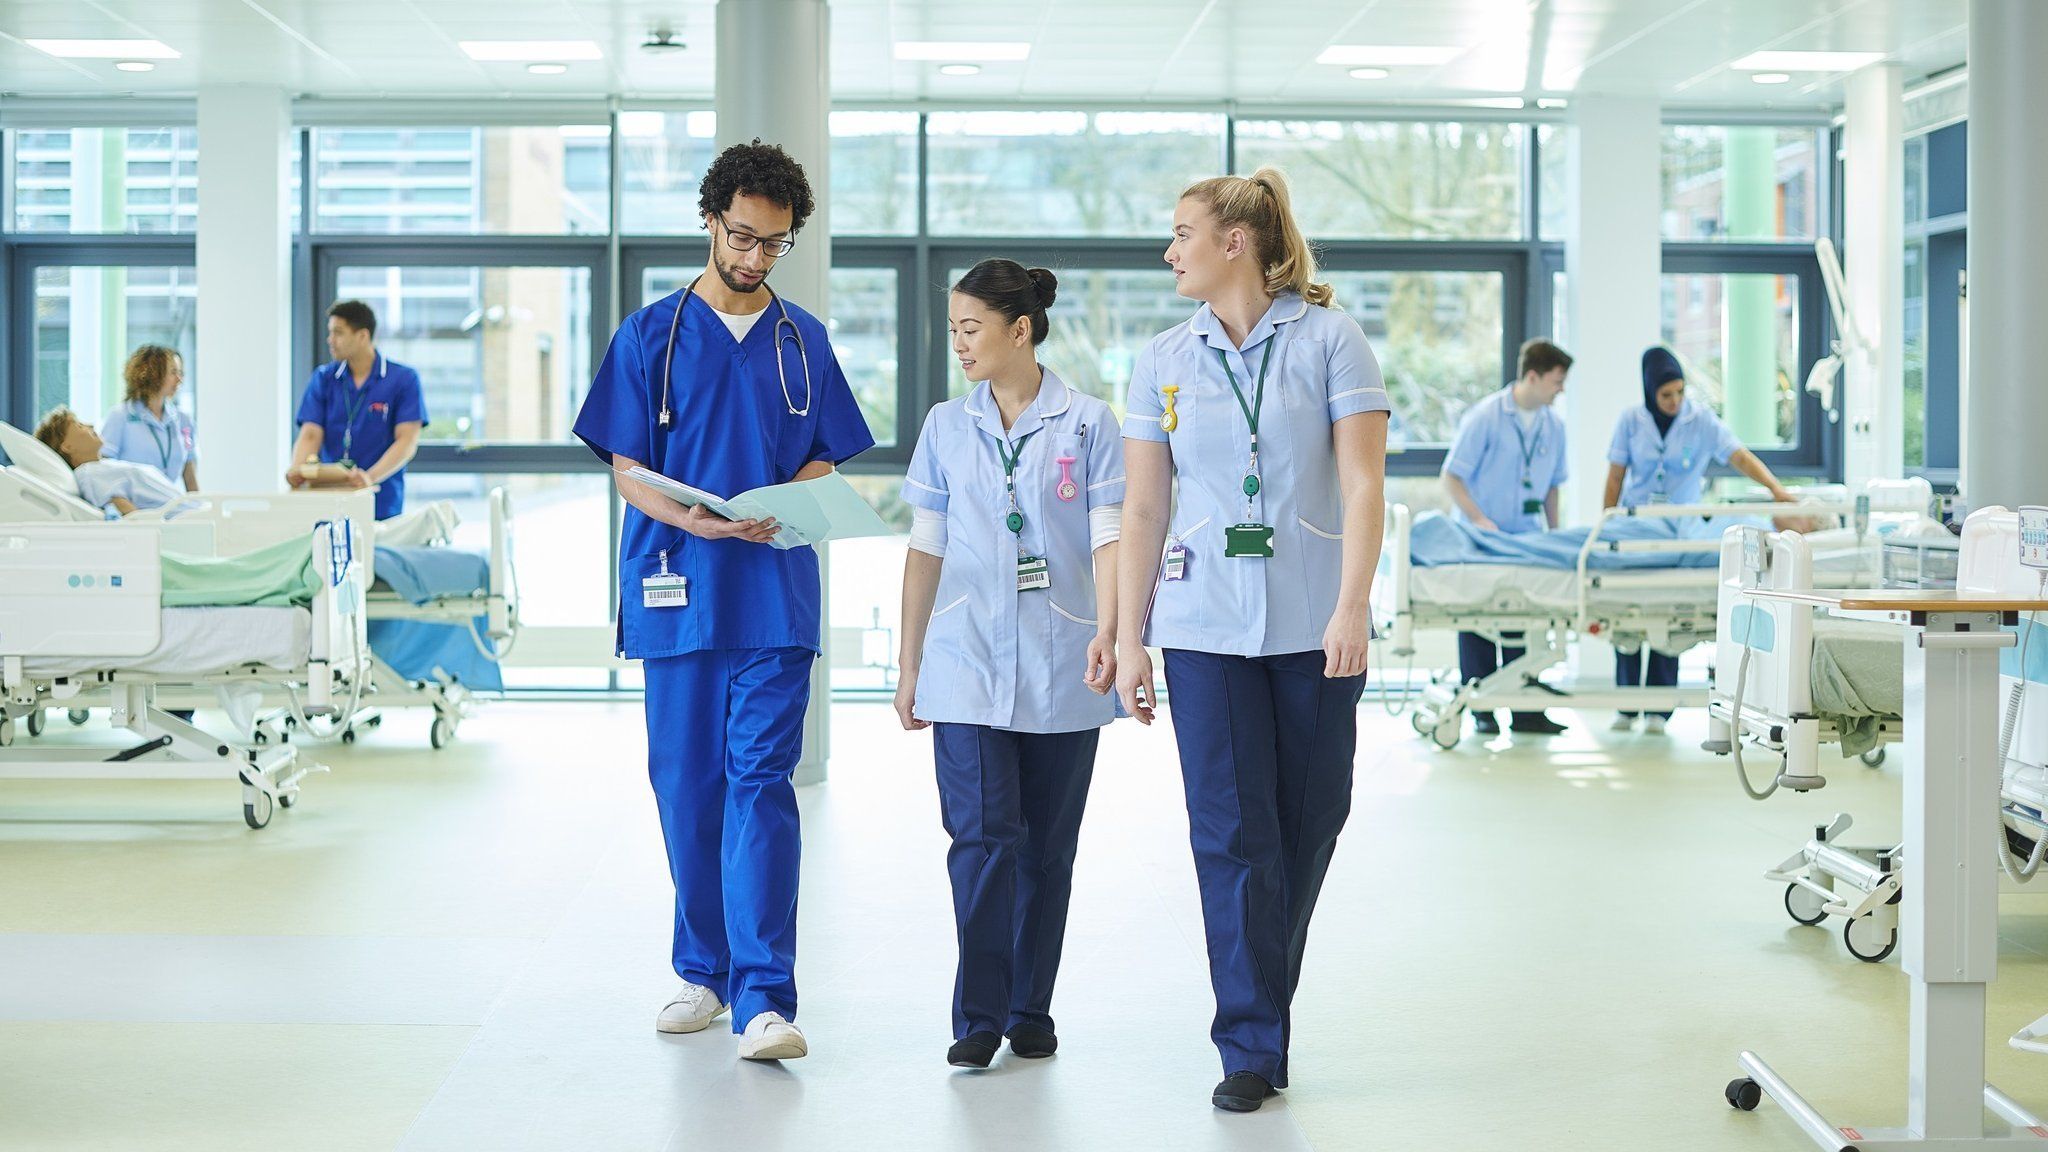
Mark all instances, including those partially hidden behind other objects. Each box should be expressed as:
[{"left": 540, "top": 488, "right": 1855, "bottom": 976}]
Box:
[
  {"left": 1522, "top": 497, "right": 1543, "bottom": 515},
  {"left": 643, "top": 549, "right": 688, "bottom": 608},
  {"left": 1162, "top": 542, "right": 1189, "bottom": 581},
  {"left": 1017, "top": 554, "right": 1050, "bottom": 592},
  {"left": 1225, "top": 523, "right": 1276, "bottom": 558}
]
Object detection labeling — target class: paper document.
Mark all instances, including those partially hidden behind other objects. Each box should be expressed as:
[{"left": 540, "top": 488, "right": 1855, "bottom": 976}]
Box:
[{"left": 622, "top": 467, "right": 893, "bottom": 550}]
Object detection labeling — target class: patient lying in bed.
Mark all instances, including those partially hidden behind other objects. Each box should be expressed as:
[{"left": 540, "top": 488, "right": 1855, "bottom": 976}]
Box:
[{"left": 34, "top": 406, "right": 192, "bottom": 517}]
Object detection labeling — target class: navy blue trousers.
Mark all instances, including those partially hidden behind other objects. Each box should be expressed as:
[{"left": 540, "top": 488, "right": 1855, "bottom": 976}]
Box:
[
  {"left": 1615, "top": 648, "right": 1680, "bottom": 719},
  {"left": 932, "top": 723, "right": 1098, "bottom": 1040},
  {"left": 1161, "top": 649, "right": 1366, "bottom": 1089},
  {"left": 1455, "top": 631, "right": 1543, "bottom": 724}
]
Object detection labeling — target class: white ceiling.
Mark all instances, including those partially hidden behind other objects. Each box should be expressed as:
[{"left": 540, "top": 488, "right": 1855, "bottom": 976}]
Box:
[{"left": 0, "top": 0, "right": 1968, "bottom": 110}]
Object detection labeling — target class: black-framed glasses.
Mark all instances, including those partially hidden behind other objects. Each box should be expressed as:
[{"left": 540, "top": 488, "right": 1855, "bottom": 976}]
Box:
[{"left": 714, "top": 212, "right": 797, "bottom": 258}]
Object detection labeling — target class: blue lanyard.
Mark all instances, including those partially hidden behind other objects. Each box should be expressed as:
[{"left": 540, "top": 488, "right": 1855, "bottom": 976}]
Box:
[{"left": 338, "top": 376, "right": 376, "bottom": 461}]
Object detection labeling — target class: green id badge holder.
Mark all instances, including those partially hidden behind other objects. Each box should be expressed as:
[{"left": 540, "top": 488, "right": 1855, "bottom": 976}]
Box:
[
  {"left": 1522, "top": 497, "right": 1543, "bottom": 515},
  {"left": 1224, "top": 523, "right": 1275, "bottom": 558},
  {"left": 1016, "top": 555, "right": 1051, "bottom": 591}
]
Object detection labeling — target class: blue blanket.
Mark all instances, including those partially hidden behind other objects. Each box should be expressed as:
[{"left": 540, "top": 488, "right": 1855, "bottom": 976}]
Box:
[
  {"left": 1406, "top": 512, "right": 1758, "bottom": 570},
  {"left": 368, "top": 545, "right": 504, "bottom": 692}
]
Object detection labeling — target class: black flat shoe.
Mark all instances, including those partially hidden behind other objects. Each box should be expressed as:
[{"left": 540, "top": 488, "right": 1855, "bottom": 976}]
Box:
[
  {"left": 1006, "top": 1024, "right": 1058, "bottom": 1059},
  {"left": 1472, "top": 713, "right": 1501, "bottom": 735},
  {"left": 948, "top": 1031, "right": 1001, "bottom": 1068},
  {"left": 1509, "top": 714, "right": 1568, "bottom": 735},
  {"left": 1211, "top": 1071, "right": 1277, "bottom": 1113}
]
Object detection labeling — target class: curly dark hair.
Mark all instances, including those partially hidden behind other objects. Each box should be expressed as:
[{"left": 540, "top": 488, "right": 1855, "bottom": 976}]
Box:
[{"left": 698, "top": 139, "right": 816, "bottom": 233}]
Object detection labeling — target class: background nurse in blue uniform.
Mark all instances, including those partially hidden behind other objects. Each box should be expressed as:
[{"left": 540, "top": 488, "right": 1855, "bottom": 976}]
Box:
[
  {"left": 573, "top": 140, "right": 873, "bottom": 1063},
  {"left": 1603, "top": 345, "right": 1807, "bottom": 734},
  {"left": 287, "top": 299, "right": 427, "bottom": 520},
  {"left": 893, "top": 259, "right": 1125, "bottom": 1070},
  {"left": 1439, "top": 338, "right": 1573, "bottom": 737},
  {"left": 100, "top": 344, "right": 200, "bottom": 492},
  {"left": 1116, "top": 168, "right": 1391, "bottom": 1114}
]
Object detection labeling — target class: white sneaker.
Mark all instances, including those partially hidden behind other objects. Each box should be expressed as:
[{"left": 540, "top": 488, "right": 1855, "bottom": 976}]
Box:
[
  {"left": 737, "top": 1011, "right": 808, "bottom": 1060},
  {"left": 1644, "top": 715, "right": 1668, "bottom": 736},
  {"left": 656, "top": 982, "right": 728, "bottom": 1034},
  {"left": 1610, "top": 714, "right": 1637, "bottom": 732}
]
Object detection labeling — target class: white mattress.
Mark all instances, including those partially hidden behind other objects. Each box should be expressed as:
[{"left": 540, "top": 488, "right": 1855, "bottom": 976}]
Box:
[{"left": 23, "top": 606, "right": 311, "bottom": 678}]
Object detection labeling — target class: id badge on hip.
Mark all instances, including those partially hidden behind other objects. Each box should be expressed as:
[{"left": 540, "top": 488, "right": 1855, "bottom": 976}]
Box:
[{"left": 643, "top": 574, "right": 688, "bottom": 608}]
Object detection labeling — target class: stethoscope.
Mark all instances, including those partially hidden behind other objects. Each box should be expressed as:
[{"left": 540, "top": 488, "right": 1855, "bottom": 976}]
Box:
[{"left": 658, "top": 275, "right": 811, "bottom": 427}]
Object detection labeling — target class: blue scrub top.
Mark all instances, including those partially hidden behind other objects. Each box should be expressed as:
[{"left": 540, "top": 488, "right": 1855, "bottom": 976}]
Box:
[
  {"left": 1441, "top": 387, "right": 1567, "bottom": 534},
  {"left": 293, "top": 355, "right": 429, "bottom": 520},
  {"left": 900, "top": 370, "right": 1125, "bottom": 733},
  {"left": 1122, "top": 293, "right": 1393, "bottom": 657},
  {"left": 574, "top": 289, "right": 876, "bottom": 660},
  {"left": 100, "top": 398, "right": 197, "bottom": 488},
  {"left": 1606, "top": 400, "right": 1745, "bottom": 507}
]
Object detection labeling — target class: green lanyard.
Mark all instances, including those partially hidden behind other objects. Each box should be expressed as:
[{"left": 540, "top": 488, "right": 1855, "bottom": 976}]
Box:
[
  {"left": 138, "top": 416, "right": 173, "bottom": 472},
  {"left": 996, "top": 429, "right": 1037, "bottom": 534},
  {"left": 1215, "top": 339, "right": 1276, "bottom": 513}
]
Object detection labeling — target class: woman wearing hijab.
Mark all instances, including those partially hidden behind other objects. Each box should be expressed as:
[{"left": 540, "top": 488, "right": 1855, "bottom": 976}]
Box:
[{"left": 1602, "top": 345, "right": 1804, "bottom": 735}]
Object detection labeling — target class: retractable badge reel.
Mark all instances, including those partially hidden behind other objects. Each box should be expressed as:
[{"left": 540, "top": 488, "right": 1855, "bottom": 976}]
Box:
[
  {"left": 1218, "top": 345, "right": 1277, "bottom": 559},
  {"left": 643, "top": 549, "right": 688, "bottom": 608}
]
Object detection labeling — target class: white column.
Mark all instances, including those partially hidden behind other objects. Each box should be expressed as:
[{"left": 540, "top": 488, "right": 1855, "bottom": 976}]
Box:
[
  {"left": 194, "top": 86, "right": 292, "bottom": 490},
  {"left": 1842, "top": 64, "right": 1905, "bottom": 492},
  {"left": 1966, "top": 0, "right": 2048, "bottom": 509},
  {"left": 1562, "top": 96, "right": 1662, "bottom": 526},
  {"left": 716, "top": 0, "right": 835, "bottom": 785}
]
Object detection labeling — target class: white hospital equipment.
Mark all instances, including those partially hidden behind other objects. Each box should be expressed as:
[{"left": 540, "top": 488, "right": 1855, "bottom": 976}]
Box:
[
  {"left": 1722, "top": 510, "right": 2048, "bottom": 1150},
  {"left": 0, "top": 519, "right": 367, "bottom": 829},
  {"left": 1378, "top": 479, "right": 1935, "bottom": 748}
]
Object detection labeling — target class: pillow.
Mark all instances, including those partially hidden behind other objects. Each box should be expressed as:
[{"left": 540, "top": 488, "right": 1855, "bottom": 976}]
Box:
[{"left": 0, "top": 420, "right": 82, "bottom": 497}]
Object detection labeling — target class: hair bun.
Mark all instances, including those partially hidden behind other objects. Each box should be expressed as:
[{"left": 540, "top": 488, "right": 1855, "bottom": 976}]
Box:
[{"left": 1026, "top": 267, "right": 1059, "bottom": 310}]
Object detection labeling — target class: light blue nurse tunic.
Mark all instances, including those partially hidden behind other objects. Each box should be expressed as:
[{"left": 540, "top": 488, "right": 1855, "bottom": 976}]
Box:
[
  {"left": 1606, "top": 399, "right": 1745, "bottom": 507},
  {"left": 1440, "top": 387, "right": 1567, "bottom": 534},
  {"left": 100, "top": 399, "right": 197, "bottom": 488}
]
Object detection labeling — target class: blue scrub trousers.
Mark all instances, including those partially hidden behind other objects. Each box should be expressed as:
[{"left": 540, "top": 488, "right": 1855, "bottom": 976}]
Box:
[
  {"left": 1455, "top": 631, "right": 1543, "bottom": 725},
  {"left": 643, "top": 647, "right": 812, "bottom": 1032},
  {"left": 931, "top": 723, "right": 1097, "bottom": 1041},
  {"left": 1615, "top": 647, "right": 1680, "bottom": 720},
  {"left": 1162, "top": 648, "right": 1367, "bottom": 1089}
]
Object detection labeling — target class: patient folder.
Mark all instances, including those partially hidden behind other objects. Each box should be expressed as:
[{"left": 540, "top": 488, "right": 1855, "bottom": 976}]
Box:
[{"left": 622, "top": 467, "right": 893, "bottom": 550}]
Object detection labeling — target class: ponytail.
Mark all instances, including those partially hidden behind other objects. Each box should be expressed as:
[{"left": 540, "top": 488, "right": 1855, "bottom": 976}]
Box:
[{"left": 1180, "top": 166, "right": 1333, "bottom": 308}]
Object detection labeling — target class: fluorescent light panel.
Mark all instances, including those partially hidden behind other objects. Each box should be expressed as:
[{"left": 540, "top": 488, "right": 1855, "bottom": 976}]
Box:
[
  {"left": 1731, "top": 50, "right": 1885, "bottom": 72},
  {"left": 938, "top": 64, "right": 982, "bottom": 76},
  {"left": 1750, "top": 73, "right": 1792, "bottom": 85},
  {"left": 459, "top": 40, "right": 602, "bottom": 62},
  {"left": 1317, "top": 45, "right": 1463, "bottom": 68},
  {"left": 894, "top": 41, "right": 1029, "bottom": 62},
  {"left": 27, "top": 38, "right": 179, "bottom": 59}
]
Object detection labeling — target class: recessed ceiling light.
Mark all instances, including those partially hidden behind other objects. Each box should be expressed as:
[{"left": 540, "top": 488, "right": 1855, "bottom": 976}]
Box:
[
  {"left": 1468, "top": 97, "right": 1526, "bottom": 109},
  {"left": 1317, "top": 45, "right": 1463, "bottom": 68},
  {"left": 939, "top": 64, "right": 981, "bottom": 77},
  {"left": 1348, "top": 67, "right": 1390, "bottom": 81},
  {"left": 894, "top": 41, "right": 1030, "bottom": 62},
  {"left": 27, "top": 38, "right": 179, "bottom": 59},
  {"left": 114, "top": 61, "right": 156, "bottom": 73},
  {"left": 459, "top": 40, "right": 602, "bottom": 62},
  {"left": 1751, "top": 72, "right": 1792, "bottom": 85},
  {"left": 1536, "top": 97, "right": 1568, "bottom": 109},
  {"left": 527, "top": 63, "right": 568, "bottom": 75},
  {"left": 1732, "top": 50, "right": 1885, "bottom": 72}
]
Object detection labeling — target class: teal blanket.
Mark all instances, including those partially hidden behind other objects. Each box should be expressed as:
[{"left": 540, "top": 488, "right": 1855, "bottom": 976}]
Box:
[{"left": 162, "top": 536, "right": 322, "bottom": 607}]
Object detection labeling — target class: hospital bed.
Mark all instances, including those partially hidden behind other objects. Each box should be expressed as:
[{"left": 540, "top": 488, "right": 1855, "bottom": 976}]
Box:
[
  {"left": 0, "top": 519, "right": 367, "bottom": 828},
  {"left": 1705, "top": 505, "right": 2048, "bottom": 963},
  {"left": 1379, "top": 478, "right": 1935, "bottom": 749}
]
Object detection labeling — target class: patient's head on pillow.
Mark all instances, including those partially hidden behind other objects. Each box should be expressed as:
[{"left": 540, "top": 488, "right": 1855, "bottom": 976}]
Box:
[{"left": 33, "top": 407, "right": 104, "bottom": 468}]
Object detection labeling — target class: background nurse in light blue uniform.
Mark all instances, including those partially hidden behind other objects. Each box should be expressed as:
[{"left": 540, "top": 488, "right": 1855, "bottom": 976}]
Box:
[
  {"left": 895, "top": 259, "right": 1125, "bottom": 1070},
  {"left": 1439, "top": 338, "right": 1572, "bottom": 737},
  {"left": 1116, "top": 168, "right": 1390, "bottom": 1114},
  {"left": 99, "top": 345, "right": 199, "bottom": 492},
  {"left": 1603, "top": 345, "right": 1807, "bottom": 733},
  {"left": 574, "top": 142, "right": 874, "bottom": 1063}
]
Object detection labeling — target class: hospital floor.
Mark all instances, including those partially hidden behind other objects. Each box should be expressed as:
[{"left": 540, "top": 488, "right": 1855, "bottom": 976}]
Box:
[{"left": 6, "top": 702, "right": 2048, "bottom": 1152}]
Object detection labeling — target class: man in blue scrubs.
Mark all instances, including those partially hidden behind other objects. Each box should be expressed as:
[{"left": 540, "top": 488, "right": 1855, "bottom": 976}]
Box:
[
  {"left": 1440, "top": 338, "right": 1573, "bottom": 736},
  {"left": 573, "top": 140, "right": 874, "bottom": 1062},
  {"left": 288, "top": 300, "right": 427, "bottom": 520}
]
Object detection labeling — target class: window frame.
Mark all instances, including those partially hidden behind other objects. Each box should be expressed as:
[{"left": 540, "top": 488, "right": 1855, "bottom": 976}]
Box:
[{"left": 4, "top": 232, "right": 198, "bottom": 429}]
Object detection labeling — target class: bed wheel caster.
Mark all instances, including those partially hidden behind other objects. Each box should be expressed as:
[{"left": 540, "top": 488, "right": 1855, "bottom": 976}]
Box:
[
  {"left": 279, "top": 791, "right": 297, "bottom": 809},
  {"left": 1843, "top": 914, "right": 1897, "bottom": 963},
  {"left": 67, "top": 708, "right": 90, "bottom": 726},
  {"left": 1725, "top": 1077, "right": 1762, "bottom": 1111},
  {"left": 430, "top": 716, "right": 455, "bottom": 750},
  {"left": 340, "top": 729, "right": 357, "bottom": 745},
  {"left": 1431, "top": 720, "right": 1461, "bottom": 749},
  {"left": 26, "top": 710, "right": 45, "bottom": 738},
  {"left": 0, "top": 719, "right": 12, "bottom": 748},
  {"left": 243, "top": 789, "right": 274, "bottom": 830},
  {"left": 1411, "top": 710, "right": 1434, "bottom": 736},
  {"left": 1861, "top": 748, "right": 1886, "bottom": 767},
  {"left": 1784, "top": 883, "right": 1829, "bottom": 927}
]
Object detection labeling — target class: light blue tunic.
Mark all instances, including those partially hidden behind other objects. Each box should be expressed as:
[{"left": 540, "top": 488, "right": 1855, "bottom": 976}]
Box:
[
  {"left": 1440, "top": 387, "right": 1567, "bottom": 533},
  {"left": 901, "top": 370, "right": 1126, "bottom": 733},
  {"left": 75, "top": 458, "right": 187, "bottom": 514},
  {"left": 99, "top": 399, "right": 197, "bottom": 488},
  {"left": 1606, "top": 400, "right": 1745, "bottom": 507},
  {"left": 1122, "top": 293, "right": 1392, "bottom": 657}
]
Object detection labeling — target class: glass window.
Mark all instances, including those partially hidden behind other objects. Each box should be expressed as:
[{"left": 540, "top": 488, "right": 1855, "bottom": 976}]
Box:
[
  {"left": 638, "top": 264, "right": 900, "bottom": 449},
  {"left": 1659, "top": 271, "right": 1802, "bottom": 450},
  {"left": 329, "top": 265, "right": 594, "bottom": 443},
  {"left": 1537, "top": 123, "right": 1567, "bottom": 241},
  {"left": 11, "top": 128, "right": 198, "bottom": 234},
  {"left": 831, "top": 111, "right": 917, "bottom": 235},
  {"left": 942, "top": 266, "right": 1190, "bottom": 417},
  {"left": 1903, "top": 240, "right": 1927, "bottom": 470},
  {"left": 829, "top": 516, "right": 911, "bottom": 693},
  {"left": 1661, "top": 126, "right": 1819, "bottom": 243},
  {"left": 619, "top": 111, "right": 718, "bottom": 234},
  {"left": 313, "top": 126, "right": 611, "bottom": 235},
  {"left": 406, "top": 472, "right": 614, "bottom": 637},
  {"left": 1234, "top": 121, "right": 1523, "bottom": 240},
  {"left": 1321, "top": 270, "right": 1505, "bottom": 450},
  {"left": 927, "top": 112, "right": 1224, "bottom": 237},
  {"left": 33, "top": 265, "right": 199, "bottom": 422}
]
